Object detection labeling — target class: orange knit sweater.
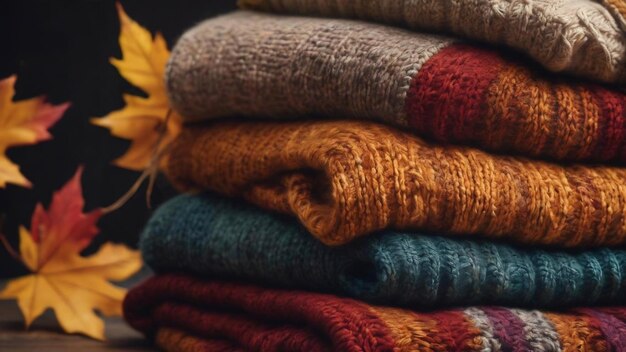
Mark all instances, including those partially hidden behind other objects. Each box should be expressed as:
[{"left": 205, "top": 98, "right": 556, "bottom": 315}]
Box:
[{"left": 166, "top": 120, "right": 626, "bottom": 247}]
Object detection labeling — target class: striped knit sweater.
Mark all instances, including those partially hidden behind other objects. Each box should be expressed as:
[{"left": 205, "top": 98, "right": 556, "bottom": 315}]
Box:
[
  {"left": 141, "top": 193, "right": 626, "bottom": 308},
  {"left": 166, "top": 120, "right": 626, "bottom": 248},
  {"left": 238, "top": 0, "right": 626, "bottom": 84},
  {"left": 124, "top": 274, "right": 626, "bottom": 352},
  {"left": 166, "top": 11, "right": 626, "bottom": 164}
]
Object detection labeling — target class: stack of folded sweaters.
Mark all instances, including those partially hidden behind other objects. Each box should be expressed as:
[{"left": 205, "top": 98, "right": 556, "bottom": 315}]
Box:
[{"left": 124, "top": 1, "right": 626, "bottom": 350}]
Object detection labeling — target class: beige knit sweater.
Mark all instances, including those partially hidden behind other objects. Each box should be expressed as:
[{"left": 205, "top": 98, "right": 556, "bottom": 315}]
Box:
[{"left": 240, "top": 0, "right": 626, "bottom": 83}]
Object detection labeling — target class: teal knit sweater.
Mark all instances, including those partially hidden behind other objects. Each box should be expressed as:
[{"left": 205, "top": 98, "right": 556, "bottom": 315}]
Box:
[{"left": 141, "top": 194, "right": 626, "bottom": 307}]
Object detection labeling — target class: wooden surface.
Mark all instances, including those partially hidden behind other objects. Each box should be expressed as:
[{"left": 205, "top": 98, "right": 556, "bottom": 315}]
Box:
[{"left": 0, "top": 272, "right": 156, "bottom": 351}]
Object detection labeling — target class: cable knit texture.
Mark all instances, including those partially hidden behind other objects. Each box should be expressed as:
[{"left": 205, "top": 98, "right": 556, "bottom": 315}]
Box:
[
  {"left": 601, "top": 0, "right": 626, "bottom": 31},
  {"left": 166, "top": 120, "right": 626, "bottom": 248},
  {"left": 238, "top": 0, "right": 626, "bottom": 83},
  {"left": 166, "top": 11, "right": 626, "bottom": 164},
  {"left": 141, "top": 193, "right": 626, "bottom": 308},
  {"left": 124, "top": 274, "right": 626, "bottom": 352}
]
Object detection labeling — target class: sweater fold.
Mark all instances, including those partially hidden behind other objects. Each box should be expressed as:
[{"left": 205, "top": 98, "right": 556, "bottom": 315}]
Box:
[
  {"left": 166, "top": 11, "right": 626, "bottom": 164},
  {"left": 142, "top": 193, "right": 626, "bottom": 308},
  {"left": 124, "top": 274, "right": 626, "bottom": 352},
  {"left": 237, "top": 0, "right": 626, "bottom": 83},
  {"left": 166, "top": 120, "right": 626, "bottom": 248}
]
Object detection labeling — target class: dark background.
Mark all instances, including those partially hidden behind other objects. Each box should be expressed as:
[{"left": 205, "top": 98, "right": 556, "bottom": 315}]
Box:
[{"left": 0, "top": 1, "right": 237, "bottom": 277}]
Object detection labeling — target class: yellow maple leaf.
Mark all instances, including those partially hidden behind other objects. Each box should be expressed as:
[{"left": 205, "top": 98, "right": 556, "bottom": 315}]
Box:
[
  {"left": 0, "top": 168, "right": 142, "bottom": 340},
  {"left": 92, "top": 3, "right": 181, "bottom": 171},
  {"left": 0, "top": 240, "right": 140, "bottom": 340},
  {"left": 0, "top": 75, "right": 69, "bottom": 188}
]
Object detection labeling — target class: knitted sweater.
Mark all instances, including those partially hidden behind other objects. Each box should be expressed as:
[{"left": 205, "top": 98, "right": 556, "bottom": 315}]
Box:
[
  {"left": 166, "top": 11, "right": 626, "bottom": 164},
  {"left": 603, "top": 0, "right": 626, "bottom": 31},
  {"left": 166, "top": 120, "right": 626, "bottom": 248},
  {"left": 237, "top": 0, "right": 626, "bottom": 84},
  {"left": 124, "top": 274, "right": 626, "bottom": 352},
  {"left": 142, "top": 193, "right": 626, "bottom": 308}
]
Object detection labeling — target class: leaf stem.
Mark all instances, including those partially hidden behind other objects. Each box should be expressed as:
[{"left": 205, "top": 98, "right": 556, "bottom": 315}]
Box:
[
  {"left": 102, "top": 109, "right": 174, "bottom": 214},
  {"left": 101, "top": 169, "right": 151, "bottom": 214},
  {"left": 0, "top": 231, "right": 24, "bottom": 265},
  {"left": 145, "top": 109, "right": 172, "bottom": 209}
]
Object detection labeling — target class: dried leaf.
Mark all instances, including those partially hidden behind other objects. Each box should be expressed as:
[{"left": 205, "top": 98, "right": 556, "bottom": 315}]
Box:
[
  {"left": 0, "top": 243, "right": 141, "bottom": 340},
  {"left": 29, "top": 167, "right": 103, "bottom": 269},
  {"left": 0, "top": 75, "right": 69, "bottom": 188},
  {"left": 92, "top": 3, "right": 181, "bottom": 171},
  {"left": 0, "top": 168, "right": 142, "bottom": 340}
]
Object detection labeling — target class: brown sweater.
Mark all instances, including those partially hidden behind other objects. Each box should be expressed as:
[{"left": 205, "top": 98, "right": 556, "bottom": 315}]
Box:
[{"left": 166, "top": 120, "right": 626, "bottom": 248}]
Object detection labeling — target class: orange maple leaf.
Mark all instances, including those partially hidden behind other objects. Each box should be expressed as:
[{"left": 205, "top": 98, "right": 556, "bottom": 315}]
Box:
[
  {"left": 0, "top": 168, "right": 142, "bottom": 340},
  {"left": 91, "top": 3, "right": 181, "bottom": 171},
  {"left": 0, "top": 75, "right": 69, "bottom": 188}
]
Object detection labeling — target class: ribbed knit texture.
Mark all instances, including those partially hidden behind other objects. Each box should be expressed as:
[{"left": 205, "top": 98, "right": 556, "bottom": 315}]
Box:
[
  {"left": 601, "top": 0, "right": 626, "bottom": 31},
  {"left": 238, "top": 0, "right": 626, "bottom": 84},
  {"left": 124, "top": 274, "right": 626, "bottom": 352},
  {"left": 142, "top": 193, "right": 626, "bottom": 308},
  {"left": 166, "top": 120, "right": 626, "bottom": 248},
  {"left": 166, "top": 12, "right": 626, "bottom": 164}
]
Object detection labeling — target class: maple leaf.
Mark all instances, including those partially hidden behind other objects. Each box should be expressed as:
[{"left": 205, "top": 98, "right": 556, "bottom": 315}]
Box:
[
  {"left": 91, "top": 3, "right": 181, "bottom": 171},
  {"left": 0, "top": 168, "right": 142, "bottom": 340},
  {"left": 30, "top": 167, "right": 103, "bottom": 265},
  {"left": 0, "top": 75, "right": 69, "bottom": 188}
]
